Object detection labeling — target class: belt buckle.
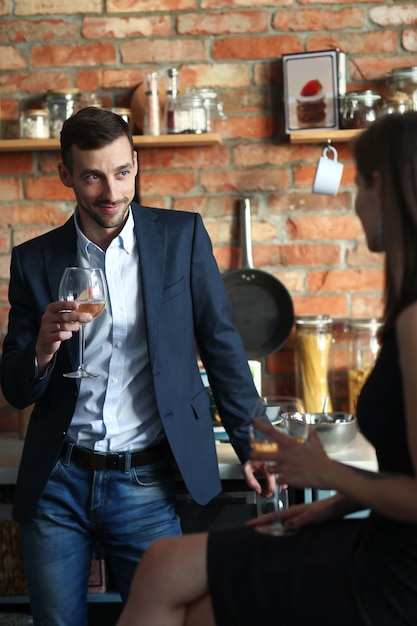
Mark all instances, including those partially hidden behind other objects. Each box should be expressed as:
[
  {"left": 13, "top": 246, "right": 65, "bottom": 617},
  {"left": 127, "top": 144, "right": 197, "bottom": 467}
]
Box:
[{"left": 113, "top": 452, "right": 125, "bottom": 471}]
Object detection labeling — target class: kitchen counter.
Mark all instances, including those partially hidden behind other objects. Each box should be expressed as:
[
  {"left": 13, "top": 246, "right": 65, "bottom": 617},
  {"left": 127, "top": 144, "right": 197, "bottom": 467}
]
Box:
[{"left": 0, "top": 432, "right": 378, "bottom": 485}]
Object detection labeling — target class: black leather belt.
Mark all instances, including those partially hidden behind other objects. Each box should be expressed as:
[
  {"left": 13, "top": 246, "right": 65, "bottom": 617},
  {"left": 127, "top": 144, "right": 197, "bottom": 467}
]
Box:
[{"left": 61, "top": 440, "right": 169, "bottom": 471}]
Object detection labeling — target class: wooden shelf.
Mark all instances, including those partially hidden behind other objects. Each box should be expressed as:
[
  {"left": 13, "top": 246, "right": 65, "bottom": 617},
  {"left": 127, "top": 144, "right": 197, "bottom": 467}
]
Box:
[
  {"left": 0, "top": 133, "right": 222, "bottom": 153},
  {"left": 289, "top": 129, "right": 362, "bottom": 144}
]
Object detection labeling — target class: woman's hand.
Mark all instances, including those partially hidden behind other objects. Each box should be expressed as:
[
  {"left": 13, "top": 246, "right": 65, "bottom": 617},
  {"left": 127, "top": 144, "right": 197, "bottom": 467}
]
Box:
[
  {"left": 246, "top": 497, "right": 342, "bottom": 532},
  {"left": 249, "top": 417, "right": 334, "bottom": 491}
]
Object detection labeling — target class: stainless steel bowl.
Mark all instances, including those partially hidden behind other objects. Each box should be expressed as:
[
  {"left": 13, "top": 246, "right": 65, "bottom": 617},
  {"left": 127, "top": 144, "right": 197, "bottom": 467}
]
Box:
[{"left": 306, "top": 412, "right": 358, "bottom": 453}]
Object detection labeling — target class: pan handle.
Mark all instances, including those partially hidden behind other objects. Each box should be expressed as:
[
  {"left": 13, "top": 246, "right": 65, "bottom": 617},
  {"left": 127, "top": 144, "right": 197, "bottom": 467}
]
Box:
[{"left": 240, "top": 198, "right": 254, "bottom": 269}]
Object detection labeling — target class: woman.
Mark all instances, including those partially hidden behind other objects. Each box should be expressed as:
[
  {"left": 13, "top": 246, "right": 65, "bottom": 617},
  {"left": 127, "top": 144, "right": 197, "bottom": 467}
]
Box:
[{"left": 117, "top": 112, "right": 417, "bottom": 626}]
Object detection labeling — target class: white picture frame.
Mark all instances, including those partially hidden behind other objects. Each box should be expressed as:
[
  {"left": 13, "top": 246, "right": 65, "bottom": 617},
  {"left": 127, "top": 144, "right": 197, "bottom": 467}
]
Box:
[{"left": 282, "top": 49, "right": 341, "bottom": 133}]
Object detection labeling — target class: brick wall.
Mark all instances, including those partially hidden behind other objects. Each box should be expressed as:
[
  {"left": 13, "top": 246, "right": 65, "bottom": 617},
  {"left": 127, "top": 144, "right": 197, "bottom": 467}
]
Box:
[{"left": 0, "top": 1, "right": 416, "bottom": 431}]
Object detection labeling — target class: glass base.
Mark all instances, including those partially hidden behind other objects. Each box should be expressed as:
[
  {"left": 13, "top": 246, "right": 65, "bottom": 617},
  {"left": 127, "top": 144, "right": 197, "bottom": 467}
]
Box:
[
  {"left": 255, "top": 523, "right": 298, "bottom": 537},
  {"left": 63, "top": 369, "right": 99, "bottom": 379}
]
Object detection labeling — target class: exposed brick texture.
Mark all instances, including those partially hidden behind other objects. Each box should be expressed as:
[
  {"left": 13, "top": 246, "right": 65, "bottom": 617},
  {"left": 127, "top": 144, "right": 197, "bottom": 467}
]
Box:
[{"left": 0, "top": 0, "right": 414, "bottom": 425}]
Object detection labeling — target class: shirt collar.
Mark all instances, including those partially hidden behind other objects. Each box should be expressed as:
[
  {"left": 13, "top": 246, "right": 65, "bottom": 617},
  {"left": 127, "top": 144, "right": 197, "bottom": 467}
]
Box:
[{"left": 74, "top": 206, "right": 135, "bottom": 262}]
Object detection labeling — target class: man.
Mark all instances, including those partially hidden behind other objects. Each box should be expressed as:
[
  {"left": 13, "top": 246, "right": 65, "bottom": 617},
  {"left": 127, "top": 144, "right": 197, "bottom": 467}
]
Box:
[{"left": 0, "top": 107, "right": 273, "bottom": 626}]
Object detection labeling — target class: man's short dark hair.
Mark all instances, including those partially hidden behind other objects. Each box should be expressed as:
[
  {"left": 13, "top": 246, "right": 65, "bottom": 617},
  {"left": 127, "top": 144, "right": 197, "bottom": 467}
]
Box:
[{"left": 60, "top": 106, "right": 135, "bottom": 173}]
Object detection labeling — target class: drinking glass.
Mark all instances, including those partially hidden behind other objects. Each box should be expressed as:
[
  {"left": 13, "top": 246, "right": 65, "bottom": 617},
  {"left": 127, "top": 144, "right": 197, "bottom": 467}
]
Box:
[
  {"left": 58, "top": 267, "right": 106, "bottom": 378},
  {"left": 250, "top": 395, "right": 306, "bottom": 536}
]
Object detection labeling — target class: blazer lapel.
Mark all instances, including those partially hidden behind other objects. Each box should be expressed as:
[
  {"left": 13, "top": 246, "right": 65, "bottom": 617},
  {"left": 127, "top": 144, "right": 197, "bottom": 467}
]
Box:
[{"left": 132, "top": 205, "right": 166, "bottom": 364}]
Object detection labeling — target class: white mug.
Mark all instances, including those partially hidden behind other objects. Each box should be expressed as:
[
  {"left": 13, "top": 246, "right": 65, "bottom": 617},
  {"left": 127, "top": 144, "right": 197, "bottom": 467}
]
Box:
[{"left": 312, "top": 145, "right": 344, "bottom": 196}]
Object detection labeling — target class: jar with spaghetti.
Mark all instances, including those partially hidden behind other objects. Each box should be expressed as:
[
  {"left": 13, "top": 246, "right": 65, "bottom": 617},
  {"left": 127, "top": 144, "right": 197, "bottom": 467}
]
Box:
[
  {"left": 348, "top": 318, "right": 382, "bottom": 415},
  {"left": 295, "top": 315, "right": 333, "bottom": 413}
]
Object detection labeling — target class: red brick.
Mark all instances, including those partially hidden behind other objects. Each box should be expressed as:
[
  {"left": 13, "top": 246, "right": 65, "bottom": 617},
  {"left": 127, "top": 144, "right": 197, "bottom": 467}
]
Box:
[
  {"left": 180, "top": 63, "right": 252, "bottom": 89},
  {"left": 121, "top": 40, "right": 206, "bottom": 65},
  {"left": 0, "top": 203, "right": 68, "bottom": 227},
  {"left": 307, "top": 268, "right": 384, "bottom": 293},
  {"left": 279, "top": 244, "right": 341, "bottom": 267},
  {"left": 0, "top": 230, "right": 11, "bottom": 253},
  {"left": 203, "top": 0, "right": 292, "bottom": 6},
  {"left": 212, "top": 35, "right": 302, "bottom": 60},
  {"left": 0, "top": 71, "right": 75, "bottom": 94},
  {"left": 0, "top": 45, "right": 26, "bottom": 70},
  {"left": 0, "top": 152, "right": 34, "bottom": 173},
  {"left": 15, "top": 0, "right": 101, "bottom": 14},
  {"left": 370, "top": 4, "right": 417, "bottom": 27},
  {"left": 286, "top": 215, "right": 363, "bottom": 241},
  {"left": 403, "top": 29, "right": 417, "bottom": 52},
  {"left": 346, "top": 242, "right": 384, "bottom": 268},
  {"left": 291, "top": 295, "right": 349, "bottom": 318},
  {"left": 0, "top": 19, "right": 78, "bottom": 42},
  {"left": 30, "top": 42, "right": 116, "bottom": 67},
  {"left": 25, "top": 177, "right": 74, "bottom": 201},
  {"left": 140, "top": 171, "right": 197, "bottom": 196},
  {"left": 107, "top": 0, "right": 194, "bottom": 10},
  {"left": 273, "top": 8, "right": 364, "bottom": 31},
  {"left": 307, "top": 31, "right": 397, "bottom": 55},
  {"left": 350, "top": 56, "right": 417, "bottom": 80},
  {"left": 200, "top": 168, "right": 291, "bottom": 193},
  {"left": 177, "top": 11, "right": 269, "bottom": 35},
  {"left": 0, "top": 177, "right": 22, "bottom": 200},
  {"left": 83, "top": 16, "right": 172, "bottom": 39}
]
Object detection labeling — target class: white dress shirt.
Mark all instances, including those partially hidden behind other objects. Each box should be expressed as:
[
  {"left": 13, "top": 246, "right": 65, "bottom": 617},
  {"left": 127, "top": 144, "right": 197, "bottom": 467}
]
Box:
[{"left": 67, "top": 208, "right": 163, "bottom": 452}]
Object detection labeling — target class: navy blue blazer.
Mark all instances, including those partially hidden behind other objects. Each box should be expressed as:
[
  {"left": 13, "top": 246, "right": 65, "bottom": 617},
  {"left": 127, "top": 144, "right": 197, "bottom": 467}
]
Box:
[{"left": 1, "top": 203, "right": 259, "bottom": 522}]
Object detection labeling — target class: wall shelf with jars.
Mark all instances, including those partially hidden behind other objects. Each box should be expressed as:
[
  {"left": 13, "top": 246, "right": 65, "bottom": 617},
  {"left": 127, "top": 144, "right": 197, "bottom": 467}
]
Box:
[{"left": 0, "top": 134, "right": 223, "bottom": 153}]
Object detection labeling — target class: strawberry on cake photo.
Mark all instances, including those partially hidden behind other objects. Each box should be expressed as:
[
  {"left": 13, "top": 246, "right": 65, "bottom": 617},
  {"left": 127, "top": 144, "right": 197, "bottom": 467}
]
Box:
[{"left": 296, "top": 79, "right": 326, "bottom": 125}]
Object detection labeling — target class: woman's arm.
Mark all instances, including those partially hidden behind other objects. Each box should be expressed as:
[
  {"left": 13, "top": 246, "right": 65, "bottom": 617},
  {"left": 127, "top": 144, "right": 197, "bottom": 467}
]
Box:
[{"left": 252, "top": 301, "right": 417, "bottom": 524}]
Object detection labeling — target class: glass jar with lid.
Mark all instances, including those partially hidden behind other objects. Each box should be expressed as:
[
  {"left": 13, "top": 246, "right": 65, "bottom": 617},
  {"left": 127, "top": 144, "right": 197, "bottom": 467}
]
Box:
[
  {"left": 341, "top": 90, "right": 382, "bottom": 129},
  {"left": 175, "top": 89, "right": 207, "bottom": 134},
  {"left": 386, "top": 67, "right": 417, "bottom": 112},
  {"left": 188, "top": 87, "right": 227, "bottom": 132},
  {"left": 348, "top": 318, "right": 382, "bottom": 415},
  {"left": 295, "top": 315, "right": 334, "bottom": 413},
  {"left": 20, "top": 108, "right": 50, "bottom": 139},
  {"left": 45, "top": 89, "right": 81, "bottom": 138}
]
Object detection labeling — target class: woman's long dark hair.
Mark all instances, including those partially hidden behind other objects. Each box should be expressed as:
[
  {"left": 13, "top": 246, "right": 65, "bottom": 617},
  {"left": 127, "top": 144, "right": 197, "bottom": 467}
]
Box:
[{"left": 353, "top": 112, "right": 417, "bottom": 338}]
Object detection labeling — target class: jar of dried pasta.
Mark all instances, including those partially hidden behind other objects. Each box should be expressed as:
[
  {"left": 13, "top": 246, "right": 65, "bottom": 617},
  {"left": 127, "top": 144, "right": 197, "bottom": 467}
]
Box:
[
  {"left": 348, "top": 318, "right": 382, "bottom": 415},
  {"left": 295, "top": 315, "right": 333, "bottom": 413}
]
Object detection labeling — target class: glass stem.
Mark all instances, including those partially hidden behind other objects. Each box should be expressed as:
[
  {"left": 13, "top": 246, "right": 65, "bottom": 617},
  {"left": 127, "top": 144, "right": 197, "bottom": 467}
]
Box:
[{"left": 78, "top": 323, "right": 86, "bottom": 372}]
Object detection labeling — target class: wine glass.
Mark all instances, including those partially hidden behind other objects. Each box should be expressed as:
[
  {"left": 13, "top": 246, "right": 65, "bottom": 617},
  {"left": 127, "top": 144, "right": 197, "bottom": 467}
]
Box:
[
  {"left": 250, "top": 395, "right": 306, "bottom": 536},
  {"left": 58, "top": 267, "right": 106, "bottom": 378}
]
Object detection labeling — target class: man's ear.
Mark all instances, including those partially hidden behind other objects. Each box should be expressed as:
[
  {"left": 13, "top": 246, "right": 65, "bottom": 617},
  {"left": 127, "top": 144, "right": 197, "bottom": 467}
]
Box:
[{"left": 58, "top": 161, "right": 74, "bottom": 188}]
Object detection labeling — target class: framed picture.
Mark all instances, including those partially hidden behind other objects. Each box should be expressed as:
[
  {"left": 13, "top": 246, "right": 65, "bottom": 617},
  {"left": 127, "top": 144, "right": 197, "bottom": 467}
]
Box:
[{"left": 282, "top": 49, "right": 341, "bottom": 133}]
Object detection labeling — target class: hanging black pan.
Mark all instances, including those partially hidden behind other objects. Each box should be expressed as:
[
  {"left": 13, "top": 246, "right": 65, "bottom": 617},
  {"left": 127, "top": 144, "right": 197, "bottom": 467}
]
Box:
[{"left": 223, "top": 198, "right": 294, "bottom": 359}]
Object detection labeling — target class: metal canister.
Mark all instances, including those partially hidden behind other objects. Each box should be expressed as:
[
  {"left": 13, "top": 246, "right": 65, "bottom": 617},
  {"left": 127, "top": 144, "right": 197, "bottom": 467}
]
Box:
[
  {"left": 45, "top": 89, "right": 81, "bottom": 138},
  {"left": 295, "top": 315, "right": 334, "bottom": 413},
  {"left": 348, "top": 318, "right": 382, "bottom": 415}
]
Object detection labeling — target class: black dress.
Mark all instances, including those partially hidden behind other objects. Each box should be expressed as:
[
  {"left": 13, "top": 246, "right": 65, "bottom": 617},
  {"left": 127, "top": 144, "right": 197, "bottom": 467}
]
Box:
[{"left": 207, "top": 333, "right": 417, "bottom": 625}]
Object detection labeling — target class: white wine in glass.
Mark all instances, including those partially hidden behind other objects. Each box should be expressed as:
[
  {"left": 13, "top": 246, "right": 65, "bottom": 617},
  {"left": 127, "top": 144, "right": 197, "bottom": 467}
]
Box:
[
  {"left": 250, "top": 396, "right": 307, "bottom": 536},
  {"left": 58, "top": 267, "right": 106, "bottom": 379}
]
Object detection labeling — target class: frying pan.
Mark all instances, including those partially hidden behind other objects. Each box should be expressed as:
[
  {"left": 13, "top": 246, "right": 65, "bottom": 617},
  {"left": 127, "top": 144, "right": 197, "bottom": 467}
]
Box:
[{"left": 223, "top": 198, "right": 294, "bottom": 359}]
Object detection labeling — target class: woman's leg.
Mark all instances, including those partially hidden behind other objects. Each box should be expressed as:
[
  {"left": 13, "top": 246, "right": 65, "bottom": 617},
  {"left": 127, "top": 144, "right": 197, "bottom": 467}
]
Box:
[{"left": 117, "top": 532, "right": 216, "bottom": 626}]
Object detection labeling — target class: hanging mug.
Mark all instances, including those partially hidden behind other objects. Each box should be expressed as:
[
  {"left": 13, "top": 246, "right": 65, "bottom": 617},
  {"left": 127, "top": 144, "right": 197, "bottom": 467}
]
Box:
[{"left": 312, "top": 145, "right": 344, "bottom": 196}]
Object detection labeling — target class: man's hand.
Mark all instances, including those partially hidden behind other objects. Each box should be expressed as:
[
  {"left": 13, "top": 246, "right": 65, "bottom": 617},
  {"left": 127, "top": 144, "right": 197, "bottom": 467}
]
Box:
[
  {"left": 242, "top": 459, "right": 276, "bottom": 498},
  {"left": 35, "top": 300, "right": 92, "bottom": 376}
]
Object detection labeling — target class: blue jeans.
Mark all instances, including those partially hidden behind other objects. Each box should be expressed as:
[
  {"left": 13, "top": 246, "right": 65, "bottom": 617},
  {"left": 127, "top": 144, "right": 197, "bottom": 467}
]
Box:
[{"left": 19, "top": 451, "right": 182, "bottom": 626}]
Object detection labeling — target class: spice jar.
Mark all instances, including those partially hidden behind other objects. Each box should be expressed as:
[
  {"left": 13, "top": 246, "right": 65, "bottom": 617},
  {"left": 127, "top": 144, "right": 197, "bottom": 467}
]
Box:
[
  {"left": 175, "top": 89, "right": 207, "bottom": 134},
  {"left": 295, "top": 315, "right": 334, "bottom": 413},
  {"left": 45, "top": 89, "right": 81, "bottom": 138},
  {"left": 386, "top": 66, "right": 417, "bottom": 112},
  {"left": 341, "top": 90, "right": 382, "bottom": 129},
  {"left": 20, "top": 108, "right": 50, "bottom": 139},
  {"left": 348, "top": 318, "right": 382, "bottom": 415}
]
